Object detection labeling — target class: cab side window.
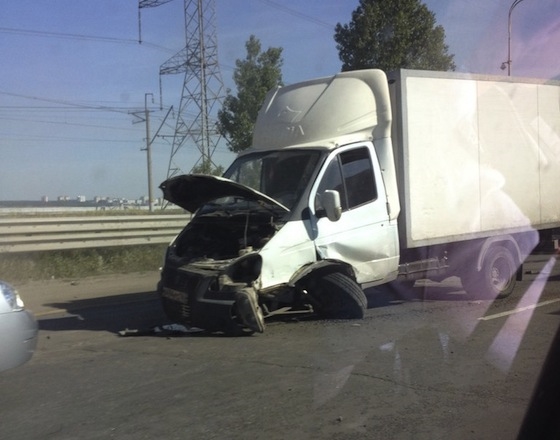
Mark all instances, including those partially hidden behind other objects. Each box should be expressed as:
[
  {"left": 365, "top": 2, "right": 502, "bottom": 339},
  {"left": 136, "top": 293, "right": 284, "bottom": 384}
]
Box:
[
  {"left": 315, "top": 147, "right": 377, "bottom": 213},
  {"left": 340, "top": 147, "right": 377, "bottom": 208}
]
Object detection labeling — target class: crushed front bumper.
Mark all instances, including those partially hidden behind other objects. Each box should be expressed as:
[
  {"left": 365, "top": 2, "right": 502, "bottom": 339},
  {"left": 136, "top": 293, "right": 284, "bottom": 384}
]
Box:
[{"left": 158, "top": 266, "right": 261, "bottom": 334}]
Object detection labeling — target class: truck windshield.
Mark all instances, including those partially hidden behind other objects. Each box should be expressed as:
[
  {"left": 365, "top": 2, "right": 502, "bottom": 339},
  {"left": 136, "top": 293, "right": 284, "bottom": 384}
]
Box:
[{"left": 223, "top": 150, "right": 321, "bottom": 210}]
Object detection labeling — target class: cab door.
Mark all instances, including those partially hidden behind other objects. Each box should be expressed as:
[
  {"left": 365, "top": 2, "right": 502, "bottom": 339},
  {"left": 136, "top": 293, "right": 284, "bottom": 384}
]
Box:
[{"left": 310, "top": 144, "right": 399, "bottom": 284}]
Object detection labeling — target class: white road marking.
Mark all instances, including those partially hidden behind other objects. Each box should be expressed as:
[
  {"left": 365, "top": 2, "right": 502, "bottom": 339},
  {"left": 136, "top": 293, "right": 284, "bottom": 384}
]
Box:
[{"left": 478, "top": 298, "right": 560, "bottom": 321}]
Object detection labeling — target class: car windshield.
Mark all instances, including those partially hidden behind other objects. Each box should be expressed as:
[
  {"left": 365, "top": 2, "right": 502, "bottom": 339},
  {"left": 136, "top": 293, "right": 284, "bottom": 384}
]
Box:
[{"left": 223, "top": 149, "right": 322, "bottom": 210}]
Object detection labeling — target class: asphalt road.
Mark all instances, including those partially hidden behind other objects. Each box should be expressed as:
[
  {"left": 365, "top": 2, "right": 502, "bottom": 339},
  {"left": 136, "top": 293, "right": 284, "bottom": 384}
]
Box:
[{"left": 1, "top": 254, "right": 559, "bottom": 440}]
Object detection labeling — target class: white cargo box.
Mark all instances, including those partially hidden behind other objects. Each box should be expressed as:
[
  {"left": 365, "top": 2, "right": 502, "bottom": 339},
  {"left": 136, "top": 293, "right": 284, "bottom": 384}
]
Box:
[{"left": 389, "top": 69, "right": 560, "bottom": 249}]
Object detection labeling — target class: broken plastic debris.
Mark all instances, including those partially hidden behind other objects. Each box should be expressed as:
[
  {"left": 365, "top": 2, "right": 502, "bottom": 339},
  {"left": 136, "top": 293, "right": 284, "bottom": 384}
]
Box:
[{"left": 118, "top": 323, "right": 203, "bottom": 337}]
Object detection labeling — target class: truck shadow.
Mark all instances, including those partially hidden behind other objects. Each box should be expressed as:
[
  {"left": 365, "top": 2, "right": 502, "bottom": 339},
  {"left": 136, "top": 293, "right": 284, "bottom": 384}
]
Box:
[
  {"left": 38, "top": 291, "right": 169, "bottom": 334},
  {"left": 365, "top": 277, "right": 469, "bottom": 307},
  {"left": 36, "top": 274, "right": 521, "bottom": 336}
]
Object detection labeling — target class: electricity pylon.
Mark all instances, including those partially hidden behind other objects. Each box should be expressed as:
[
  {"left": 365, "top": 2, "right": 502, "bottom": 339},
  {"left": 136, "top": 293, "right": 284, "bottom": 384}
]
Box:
[{"left": 139, "top": 0, "right": 225, "bottom": 179}]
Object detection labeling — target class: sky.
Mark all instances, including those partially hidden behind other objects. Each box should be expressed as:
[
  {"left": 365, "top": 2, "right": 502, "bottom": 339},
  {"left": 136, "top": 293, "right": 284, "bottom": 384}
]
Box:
[{"left": 1, "top": 0, "right": 559, "bottom": 201}]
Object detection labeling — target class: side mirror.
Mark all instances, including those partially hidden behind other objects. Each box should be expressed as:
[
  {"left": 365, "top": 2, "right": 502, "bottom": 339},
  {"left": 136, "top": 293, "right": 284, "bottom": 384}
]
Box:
[{"left": 321, "top": 190, "right": 342, "bottom": 222}]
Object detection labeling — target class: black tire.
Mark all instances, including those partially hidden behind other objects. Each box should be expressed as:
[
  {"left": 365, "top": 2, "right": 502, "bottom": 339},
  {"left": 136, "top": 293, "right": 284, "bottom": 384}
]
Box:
[
  {"left": 308, "top": 272, "right": 367, "bottom": 319},
  {"left": 461, "top": 245, "right": 517, "bottom": 299}
]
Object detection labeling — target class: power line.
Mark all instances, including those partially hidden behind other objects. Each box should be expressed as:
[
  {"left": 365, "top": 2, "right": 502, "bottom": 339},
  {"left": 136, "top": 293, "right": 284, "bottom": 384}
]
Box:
[
  {"left": 139, "top": 0, "right": 175, "bottom": 8},
  {"left": 0, "top": 105, "right": 163, "bottom": 114},
  {"left": 0, "top": 26, "right": 175, "bottom": 53},
  {"left": 0, "top": 116, "right": 143, "bottom": 132},
  {"left": 0, "top": 90, "right": 141, "bottom": 115},
  {"left": 1, "top": 135, "right": 141, "bottom": 144},
  {"left": 255, "top": 0, "right": 335, "bottom": 29}
]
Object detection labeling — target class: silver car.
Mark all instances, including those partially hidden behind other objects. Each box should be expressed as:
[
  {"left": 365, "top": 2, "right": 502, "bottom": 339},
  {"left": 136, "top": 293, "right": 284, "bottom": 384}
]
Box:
[{"left": 0, "top": 281, "right": 38, "bottom": 372}]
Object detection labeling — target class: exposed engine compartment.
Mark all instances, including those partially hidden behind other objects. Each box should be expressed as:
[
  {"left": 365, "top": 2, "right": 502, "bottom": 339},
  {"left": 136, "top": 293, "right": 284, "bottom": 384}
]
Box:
[{"left": 173, "top": 211, "right": 282, "bottom": 262}]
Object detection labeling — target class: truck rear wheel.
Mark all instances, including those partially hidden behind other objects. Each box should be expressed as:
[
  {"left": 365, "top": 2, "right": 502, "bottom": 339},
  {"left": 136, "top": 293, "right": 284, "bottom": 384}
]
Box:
[
  {"left": 308, "top": 272, "right": 367, "bottom": 319},
  {"left": 461, "top": 245, "right": 517, "bottom": 299}
]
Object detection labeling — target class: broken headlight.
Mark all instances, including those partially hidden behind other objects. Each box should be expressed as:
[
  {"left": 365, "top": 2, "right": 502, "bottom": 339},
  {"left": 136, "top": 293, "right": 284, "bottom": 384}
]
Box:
[{"left": 227, "top": 253, "right": 262, "bottom": 284}]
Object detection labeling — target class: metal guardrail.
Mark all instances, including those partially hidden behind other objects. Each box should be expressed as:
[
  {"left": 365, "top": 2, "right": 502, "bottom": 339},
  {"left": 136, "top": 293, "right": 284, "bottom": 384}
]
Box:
[{"left": 0, "top": 215, "right": 190, "bottom": 253}]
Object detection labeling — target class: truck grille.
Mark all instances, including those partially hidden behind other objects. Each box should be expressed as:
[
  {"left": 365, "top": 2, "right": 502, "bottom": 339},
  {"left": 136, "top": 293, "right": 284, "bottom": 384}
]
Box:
[{"left": 160, "top": 269, "right": 202, "bottom": 325}]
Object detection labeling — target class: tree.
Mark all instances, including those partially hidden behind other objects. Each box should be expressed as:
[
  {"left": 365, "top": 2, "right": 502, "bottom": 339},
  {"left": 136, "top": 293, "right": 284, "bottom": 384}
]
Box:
[
  {"left": 334, "top": 0, "right": 455, "bottom": 72},
  {"left": 191, "top": 161, "right": 224, "bottom": 176},
  {"left": 218, "top": 35, "right": 283, "bottom": 153}
]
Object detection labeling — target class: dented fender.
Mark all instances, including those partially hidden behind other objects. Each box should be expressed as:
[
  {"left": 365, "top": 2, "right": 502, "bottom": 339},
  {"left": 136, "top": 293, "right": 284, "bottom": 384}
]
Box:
[{"left": 288, "top": 259, "right": 356, "bottom": 287}]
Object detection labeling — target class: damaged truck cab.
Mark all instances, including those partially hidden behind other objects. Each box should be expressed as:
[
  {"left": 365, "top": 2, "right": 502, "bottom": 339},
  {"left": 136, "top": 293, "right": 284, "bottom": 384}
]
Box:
[
  {"left": 158, "top": 69, "right": 400, "bottom": 334},
  {"left": 158, "top": 68, "right": 560, "bottom": 335}
]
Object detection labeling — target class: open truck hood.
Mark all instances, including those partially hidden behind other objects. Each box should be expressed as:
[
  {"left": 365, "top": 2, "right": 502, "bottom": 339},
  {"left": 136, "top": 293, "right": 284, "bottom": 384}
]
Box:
[{"left": 159, "top": 174, "right": 289, "bottom": 213}]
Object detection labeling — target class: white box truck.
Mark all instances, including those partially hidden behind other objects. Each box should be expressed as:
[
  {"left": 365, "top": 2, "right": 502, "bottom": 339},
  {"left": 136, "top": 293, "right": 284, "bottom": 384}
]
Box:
[{"left": 158, "top": 69, "right": 560, "bottom": 335}]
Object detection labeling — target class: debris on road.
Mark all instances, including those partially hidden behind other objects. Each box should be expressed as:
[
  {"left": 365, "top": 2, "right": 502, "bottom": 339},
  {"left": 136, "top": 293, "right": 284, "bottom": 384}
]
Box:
[{"left": 118, "top": 323, "right": 203, "bottom": 337}]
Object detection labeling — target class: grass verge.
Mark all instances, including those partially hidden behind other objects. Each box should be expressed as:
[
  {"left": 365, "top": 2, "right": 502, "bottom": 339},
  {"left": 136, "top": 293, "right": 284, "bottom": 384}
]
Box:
[{"left": 0, "top": 244, "right": 167, "bottom": 283}]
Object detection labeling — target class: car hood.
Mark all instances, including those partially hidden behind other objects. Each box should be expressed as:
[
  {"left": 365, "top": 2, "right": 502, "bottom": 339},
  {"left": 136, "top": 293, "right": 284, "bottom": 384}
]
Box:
[{"left": 159, "top": 174, "right": 290, "bottom": 213}]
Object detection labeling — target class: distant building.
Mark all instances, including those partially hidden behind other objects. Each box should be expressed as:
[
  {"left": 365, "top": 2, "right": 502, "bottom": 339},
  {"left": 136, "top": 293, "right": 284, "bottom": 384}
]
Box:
[
  {"left": 41, "top": 196, "right": 48, "bottom": 203},
  {"left": 57, "top": 196, "right": 70, "bottom": 202},
  {"left": 76, "top": 195, "right": 86, "bottom": 203}
]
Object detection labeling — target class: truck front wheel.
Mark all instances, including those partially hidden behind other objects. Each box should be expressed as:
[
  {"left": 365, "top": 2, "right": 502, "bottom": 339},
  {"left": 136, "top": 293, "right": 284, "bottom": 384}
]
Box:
[
  {"left": 306, "top": 272, "right": 367, "bottom": 319},
  {"left": 461, "top": 245, "right": 517, "bottom": 299}
]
